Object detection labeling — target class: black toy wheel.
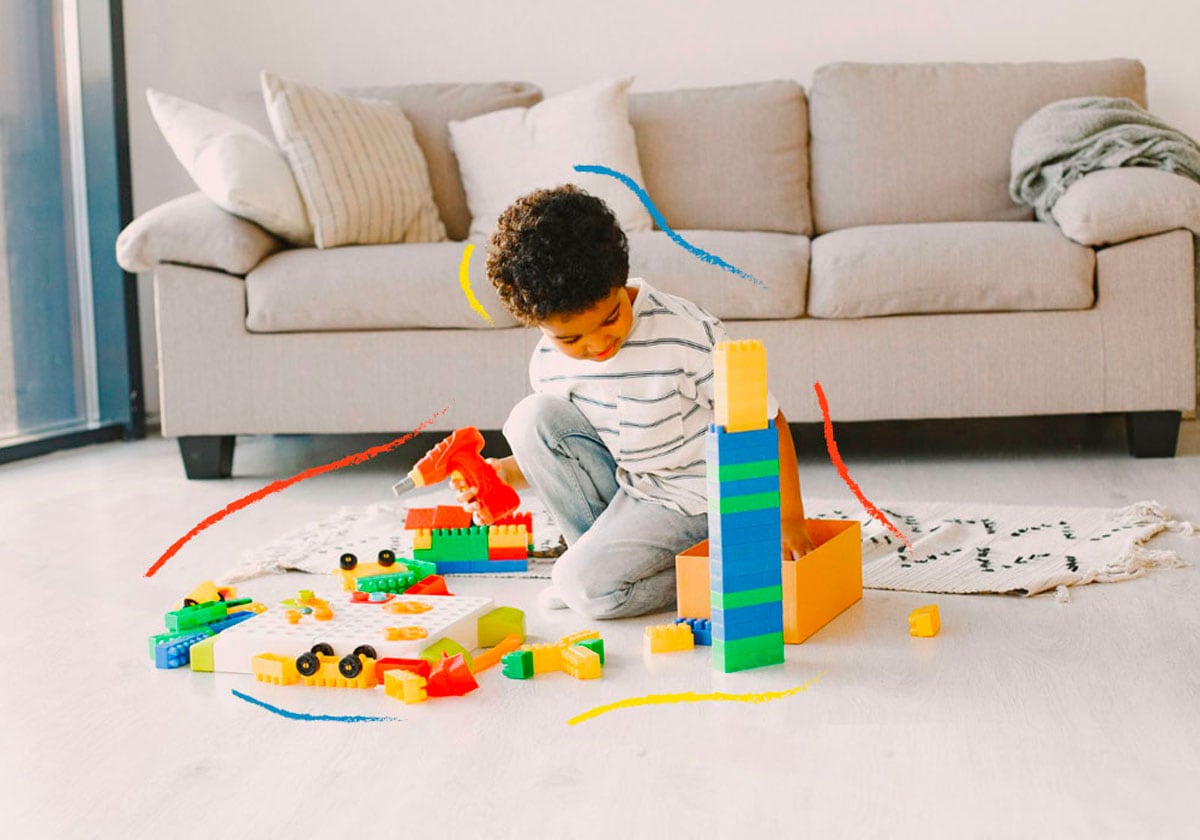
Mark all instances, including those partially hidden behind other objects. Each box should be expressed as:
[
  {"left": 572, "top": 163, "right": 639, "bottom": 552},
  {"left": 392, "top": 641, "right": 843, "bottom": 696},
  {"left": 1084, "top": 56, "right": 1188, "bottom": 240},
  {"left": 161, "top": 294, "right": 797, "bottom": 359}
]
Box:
[
  {"left": 338, "top": 654, "right": 363, "bottom": 679},
  {"left": 311, "top": 642, "right": 335, "bottom": 657},
  {"left": 352, "top": 644, "right": 378, "bottom": 661},
  {"left": 377, "top": 549, "right": 396, "bottom": 567},
  {"left": 339, "top": 552, "right": 358, "bottom": 571},
  {"left": 296, "top": 652, "right": 320, "bottom": 677}
]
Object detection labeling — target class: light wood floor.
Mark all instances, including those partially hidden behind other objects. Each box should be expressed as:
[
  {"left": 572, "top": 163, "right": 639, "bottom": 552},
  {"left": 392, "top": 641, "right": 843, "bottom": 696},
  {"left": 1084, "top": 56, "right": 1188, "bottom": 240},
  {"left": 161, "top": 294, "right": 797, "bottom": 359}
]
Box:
[{"left": 2, "top": 415, "right": 1197, "bottom": 839}]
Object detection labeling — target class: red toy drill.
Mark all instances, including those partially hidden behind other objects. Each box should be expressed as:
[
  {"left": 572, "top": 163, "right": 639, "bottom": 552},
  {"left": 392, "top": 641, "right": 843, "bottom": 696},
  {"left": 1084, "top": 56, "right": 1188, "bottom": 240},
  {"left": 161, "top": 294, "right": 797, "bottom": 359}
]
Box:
[{"left": 391, "top": 426, "right": 519, "bottom": 525}]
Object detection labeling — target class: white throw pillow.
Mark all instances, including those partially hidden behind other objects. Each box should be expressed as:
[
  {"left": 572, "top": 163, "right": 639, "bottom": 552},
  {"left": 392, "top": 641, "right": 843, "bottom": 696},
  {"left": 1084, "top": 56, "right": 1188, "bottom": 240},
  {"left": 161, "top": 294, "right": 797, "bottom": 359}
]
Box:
[
  {"left": 261, "top": 72, "right": 447, "bottom": 249},
  {"left": 1051, "top": 167, "right": 1200, "bottom": 246},
  {"left": 146, "top": 88, "right": 311, "bottom": 244},
  {"left": 449, "top": 77, "right": 653, "bottom": 239}
]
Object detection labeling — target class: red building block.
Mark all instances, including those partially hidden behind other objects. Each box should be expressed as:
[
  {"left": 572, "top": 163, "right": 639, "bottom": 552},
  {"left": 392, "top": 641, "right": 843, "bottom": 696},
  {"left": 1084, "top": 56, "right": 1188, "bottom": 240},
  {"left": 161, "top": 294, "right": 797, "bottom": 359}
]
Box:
[
  {"left": 426, "top": 653, "right": 479, "bottom": 697},
  {"left": 405, "top": 574, "right": 452, "bottom": 596}
]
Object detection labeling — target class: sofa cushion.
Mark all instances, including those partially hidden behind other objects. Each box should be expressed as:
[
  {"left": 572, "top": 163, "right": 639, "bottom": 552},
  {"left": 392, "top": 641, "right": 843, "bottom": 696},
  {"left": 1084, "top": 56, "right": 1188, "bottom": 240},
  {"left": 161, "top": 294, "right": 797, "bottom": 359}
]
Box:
[
  {"left": 628, "top": 81, "right": 811, "bottom": 235},
  {"left": 627, "top": 230, "right": 808, "bottom": 319},
  {"left": 808, "top": 60, "right": 1146, "bottom": 233},
  {"left": 1051, "top": 168, "right": 1200, "bottom": 246},
  {"left": 221, "top": 81, "right": 542, "bottom": 241},
  {"left": 146, "top": 88, "right": 311, "bottom": 244},
  {"left": 117, "top": 192, "right": 283, "bottom": 275},
  {"left": 245, "top": 241, "right": 521, "bottom": 332},
  {"left": 448, "top": 77, "right": 653, "bottom": 239},
  {"left": 808, "top": 222, "right": 1095, "bottom": 319},
  {"left": 261, "top": 73, "right": 446, "bottom": 249}
]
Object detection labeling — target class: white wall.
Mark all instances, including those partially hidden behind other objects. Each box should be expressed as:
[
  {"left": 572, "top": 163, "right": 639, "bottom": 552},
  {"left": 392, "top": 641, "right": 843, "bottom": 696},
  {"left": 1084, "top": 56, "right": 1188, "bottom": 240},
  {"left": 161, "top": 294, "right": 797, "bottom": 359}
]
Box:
[{"left": 123, "top": 0, "right": 1200, "bottom": 417}]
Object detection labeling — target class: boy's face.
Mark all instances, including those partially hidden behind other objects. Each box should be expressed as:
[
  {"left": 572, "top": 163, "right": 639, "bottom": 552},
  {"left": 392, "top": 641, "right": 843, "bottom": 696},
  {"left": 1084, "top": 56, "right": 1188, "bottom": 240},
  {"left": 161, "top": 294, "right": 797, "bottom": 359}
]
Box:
[{"left": 538, "top": 284, "right": 637, "bottom": 362}]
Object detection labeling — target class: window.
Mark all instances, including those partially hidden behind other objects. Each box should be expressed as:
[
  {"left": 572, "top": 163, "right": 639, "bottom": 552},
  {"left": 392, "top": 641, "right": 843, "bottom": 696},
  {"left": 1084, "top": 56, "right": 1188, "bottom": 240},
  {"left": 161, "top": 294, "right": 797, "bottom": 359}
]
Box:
[{"left": 0, "top": 0, "right": 142, "bottom": 463}]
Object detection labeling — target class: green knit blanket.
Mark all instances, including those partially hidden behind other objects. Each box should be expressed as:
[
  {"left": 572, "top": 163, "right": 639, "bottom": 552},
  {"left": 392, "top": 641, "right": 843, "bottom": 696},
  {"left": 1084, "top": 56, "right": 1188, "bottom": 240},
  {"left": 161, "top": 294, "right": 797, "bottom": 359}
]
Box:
[{"left": 1009, "top": 96, "right": 1200, "bottom": 220}]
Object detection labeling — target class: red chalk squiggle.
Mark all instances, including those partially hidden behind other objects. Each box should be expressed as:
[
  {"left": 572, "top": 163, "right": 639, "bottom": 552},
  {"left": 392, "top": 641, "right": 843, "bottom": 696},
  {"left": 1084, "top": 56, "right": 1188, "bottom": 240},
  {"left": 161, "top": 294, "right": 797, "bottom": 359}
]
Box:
[
  {"left": 144, "top": 408, "right": 448, "bottom": 577},
  {"left": 813, "top": 382, "right": 914, "bottom": 554}
]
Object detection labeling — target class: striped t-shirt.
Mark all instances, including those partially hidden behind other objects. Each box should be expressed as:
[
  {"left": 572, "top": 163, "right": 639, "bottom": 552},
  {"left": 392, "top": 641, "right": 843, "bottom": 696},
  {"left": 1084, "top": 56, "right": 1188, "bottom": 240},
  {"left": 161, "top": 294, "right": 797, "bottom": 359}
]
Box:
[{"left": 529, "top": 277, "right": 779, "bottom": 516}]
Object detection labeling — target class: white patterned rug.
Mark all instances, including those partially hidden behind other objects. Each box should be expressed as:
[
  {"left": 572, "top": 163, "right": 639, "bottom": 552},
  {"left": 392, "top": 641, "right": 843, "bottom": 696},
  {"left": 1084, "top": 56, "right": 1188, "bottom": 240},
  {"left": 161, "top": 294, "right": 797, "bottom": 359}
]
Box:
[{"left": 221, "top": 493, "right": 1194, "bottom": 600}]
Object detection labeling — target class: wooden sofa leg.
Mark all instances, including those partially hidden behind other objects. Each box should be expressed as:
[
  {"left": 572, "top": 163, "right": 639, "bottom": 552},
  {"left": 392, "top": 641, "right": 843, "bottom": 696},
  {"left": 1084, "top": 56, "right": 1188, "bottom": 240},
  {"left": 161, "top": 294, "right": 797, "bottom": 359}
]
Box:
[
  {"left": 1125, "top": 411, "right": 1181, "bottom": 458},
  {"left": 178, "top": 435, "right": 236, "bottom": 478}
]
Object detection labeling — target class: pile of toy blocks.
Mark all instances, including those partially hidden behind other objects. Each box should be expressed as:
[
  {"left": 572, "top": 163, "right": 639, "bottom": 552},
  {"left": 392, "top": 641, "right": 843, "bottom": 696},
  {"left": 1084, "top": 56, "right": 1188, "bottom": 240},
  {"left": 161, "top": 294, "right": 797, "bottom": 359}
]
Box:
[
  {"left": 404, "top": 505, "right": 534, "bottom": 573},
  {"left": 149, "top": 581, "right": 263, "bottom": 669}
]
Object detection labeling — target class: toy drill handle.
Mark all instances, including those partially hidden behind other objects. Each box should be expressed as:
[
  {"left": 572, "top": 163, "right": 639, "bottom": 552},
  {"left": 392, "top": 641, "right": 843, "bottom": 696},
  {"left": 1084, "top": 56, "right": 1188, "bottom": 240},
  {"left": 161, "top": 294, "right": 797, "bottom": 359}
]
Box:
[{"left": 459, "top": 453, "right": 520, "bottom": 525}]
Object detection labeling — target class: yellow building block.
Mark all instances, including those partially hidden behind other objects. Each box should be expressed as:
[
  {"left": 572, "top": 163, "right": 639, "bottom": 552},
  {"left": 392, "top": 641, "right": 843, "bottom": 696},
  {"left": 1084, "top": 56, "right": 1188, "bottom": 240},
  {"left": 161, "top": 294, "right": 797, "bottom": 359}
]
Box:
[
  {"left": 561, "top": 644, "right": 602, "bottom": 680},
  {"left": 385, "top": 669, "right": 428, "bottom": 704},
  {"left": 486, "top": 524, "right": 529, "bottom": 550},
  {"left": 713, "top": 340, "right": 769, "bottom": 433},
  {"left": 645, "top": 623, "right": 695, "bottom": 653},
  {"left": 252, "top": 653, "right": 300, "bottom": 685},
  {"left": 675, "top": 518, "right": 863, "bottom": 644},
  {"left": 520, "top": 630, "right": 602, "bottom": 675},
  {"left": 412, "top": 529, "right": 432, "bottom": 551},
  {"left": 189, "top": 635, "right": 216, "bottom": 672},
  {"left": 909, "top": 604, "right": 940, "bottom": 637}
]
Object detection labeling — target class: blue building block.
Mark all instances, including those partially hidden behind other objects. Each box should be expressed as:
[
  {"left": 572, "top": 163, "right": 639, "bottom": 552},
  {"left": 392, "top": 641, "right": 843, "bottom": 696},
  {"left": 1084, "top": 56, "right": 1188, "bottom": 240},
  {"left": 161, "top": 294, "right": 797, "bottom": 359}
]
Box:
[
  {"left": 472, "top": 560, "right": 528, "bottom": 573},
  {"left": 205, "top": 610, "right": 257, "bottom": 635},
  {"left": 706, "top": 423, "right": 778, "bottom": 465},
  {"left": 711, "top": 559, "right": 783, "bottom": 593},
  {"left": 154, "top": 629, "right": 212, "bottom": 669},
  {"left": 707, "top": 474, "right": 781, "bottom": 499},
  {"left": 676, "top": 617, "right": 713, "bottom": 646},
  {"left": 433, "top": 561, "right": 475, "bottom": 574},
  {"left": 709, "top": 507, "right": 782, "bottom": 541},
  {"left": 711, "top": 602, "right": 785, "bottom": 641}
]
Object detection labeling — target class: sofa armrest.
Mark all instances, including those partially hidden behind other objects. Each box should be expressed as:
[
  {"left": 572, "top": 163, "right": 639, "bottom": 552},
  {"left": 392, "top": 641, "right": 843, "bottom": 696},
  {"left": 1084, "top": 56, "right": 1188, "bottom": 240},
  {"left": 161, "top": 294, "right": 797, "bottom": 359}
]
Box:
[
  {"left": 1051, "top": 168, "right": 1200, "bottom": 247},
  {"left": 116, "top": 192, "right": 284, "bottom": 275}
]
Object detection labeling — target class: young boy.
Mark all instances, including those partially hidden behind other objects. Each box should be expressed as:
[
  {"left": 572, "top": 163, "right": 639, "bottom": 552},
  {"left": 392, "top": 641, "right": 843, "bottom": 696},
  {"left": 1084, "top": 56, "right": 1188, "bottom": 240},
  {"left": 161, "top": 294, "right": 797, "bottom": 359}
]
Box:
[{"left": 459, "top": 184, "right": 812, "bottom": 619}]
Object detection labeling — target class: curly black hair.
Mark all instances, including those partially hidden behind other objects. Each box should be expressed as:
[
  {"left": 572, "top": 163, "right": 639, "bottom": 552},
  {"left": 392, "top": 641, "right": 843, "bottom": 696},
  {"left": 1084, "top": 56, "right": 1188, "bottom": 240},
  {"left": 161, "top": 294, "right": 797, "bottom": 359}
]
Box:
[{"left": 486, "top": 184, "right": 629, "bottom": 325}]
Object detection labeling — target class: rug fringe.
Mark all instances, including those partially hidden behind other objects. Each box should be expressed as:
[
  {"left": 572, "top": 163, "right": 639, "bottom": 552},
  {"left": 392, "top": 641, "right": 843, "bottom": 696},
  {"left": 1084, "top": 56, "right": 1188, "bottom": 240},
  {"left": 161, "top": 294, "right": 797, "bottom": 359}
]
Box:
[{"left": 1112, "top": 500, "right": 1198, "bottom": 534}]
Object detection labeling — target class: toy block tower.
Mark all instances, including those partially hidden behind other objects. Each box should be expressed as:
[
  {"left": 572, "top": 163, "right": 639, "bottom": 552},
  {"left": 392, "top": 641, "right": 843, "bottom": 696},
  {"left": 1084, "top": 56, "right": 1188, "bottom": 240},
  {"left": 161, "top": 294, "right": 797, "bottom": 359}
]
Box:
[{"left": 707, "top": 340, "right": 784, "bottom": 673}]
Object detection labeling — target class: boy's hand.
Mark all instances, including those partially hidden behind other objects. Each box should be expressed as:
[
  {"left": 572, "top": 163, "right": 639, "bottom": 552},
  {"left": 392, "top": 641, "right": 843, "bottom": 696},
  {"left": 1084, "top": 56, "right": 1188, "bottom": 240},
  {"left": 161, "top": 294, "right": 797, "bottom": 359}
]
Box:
[
  {"left": 450, "top": 457, "right": 507, "bottom": 525},
  {"left": 781, "top": 516, "right": 814, "bottom": 562}
]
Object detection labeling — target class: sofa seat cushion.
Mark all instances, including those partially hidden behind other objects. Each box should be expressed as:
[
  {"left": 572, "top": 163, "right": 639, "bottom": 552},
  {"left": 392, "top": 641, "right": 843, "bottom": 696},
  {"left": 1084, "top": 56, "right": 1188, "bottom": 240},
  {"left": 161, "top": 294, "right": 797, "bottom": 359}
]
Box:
[
  {"left": 808, "top": 222, "right": 1095, "bottom": 319},
  {"left": 245, "top": 241, "right": 521, "bottom": 332},
  {"left": 627, "top": 230, "right": 809, "bottom": 320}
]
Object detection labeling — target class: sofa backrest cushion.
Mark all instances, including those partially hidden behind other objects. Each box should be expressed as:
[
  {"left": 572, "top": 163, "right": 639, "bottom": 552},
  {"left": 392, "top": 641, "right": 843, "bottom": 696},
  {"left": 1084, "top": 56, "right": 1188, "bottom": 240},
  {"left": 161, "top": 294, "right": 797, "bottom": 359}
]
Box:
[
  {"left": 221, "top": 81, "right": 542, "bottom": 241},
  {"left": 628, "top": 81, "right": 811, "bottom": 236},
  {"left": 808, "top": 60, "right": 1146, "bottom": 233}
]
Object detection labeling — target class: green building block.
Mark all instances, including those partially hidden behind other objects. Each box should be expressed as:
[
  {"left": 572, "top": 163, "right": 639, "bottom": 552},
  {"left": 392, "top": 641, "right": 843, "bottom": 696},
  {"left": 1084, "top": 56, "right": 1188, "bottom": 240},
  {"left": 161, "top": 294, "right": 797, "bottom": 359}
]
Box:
[
  {"left": 414, "top": 526, "right": 490, "bottom": 563},
  {"left": 573, "top": 638, "right": 605, "bottom": 666},
  {"left": 356, "top": 571, "right": 417, "bottom": 594},
  {"left": 478, "top": 606, "right": 526, "bottom": 648},
  {"left": 708, "top": 491, "right": 781, "bottom": 516},
  {"left": 713, "top": 633, "right": 785, "bottom": 673},
  {"left": 403, "top": 558, "right": 438, "bottom": 580},
  {"left": 715, "top": 459, "right": 780, "bottom": 482},
  {"left": 712, "top": 585, "right": 783, "bottom": 611},
  {"left": 165, "top": 601, "right": 228, "bottom": 631},
  {"left": 189, "top": 635, "right": 216, "bottom": 672},
  {"left": 501, "top": 649, "right": 535, "bottom": 679},
  {"left": 420, "top": 637, "right": 473, "bottom": 670}
]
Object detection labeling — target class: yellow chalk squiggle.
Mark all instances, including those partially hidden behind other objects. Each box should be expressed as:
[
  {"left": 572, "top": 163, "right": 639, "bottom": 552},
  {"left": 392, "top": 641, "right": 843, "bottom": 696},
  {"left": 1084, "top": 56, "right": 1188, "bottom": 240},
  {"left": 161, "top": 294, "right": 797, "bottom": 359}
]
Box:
[
  {"left": 567, "top": 669, "right": 827, "bottom": 726},
  {"left": 459, "top": 243, "right": 493, "bottom": 325}
]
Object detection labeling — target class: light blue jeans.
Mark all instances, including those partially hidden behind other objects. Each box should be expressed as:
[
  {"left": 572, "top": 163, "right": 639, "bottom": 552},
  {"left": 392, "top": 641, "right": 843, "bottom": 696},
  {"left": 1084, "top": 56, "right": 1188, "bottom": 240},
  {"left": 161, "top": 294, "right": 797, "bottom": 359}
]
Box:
[{"left": 503, "top": 394, "right": 709, "bottom": 619}]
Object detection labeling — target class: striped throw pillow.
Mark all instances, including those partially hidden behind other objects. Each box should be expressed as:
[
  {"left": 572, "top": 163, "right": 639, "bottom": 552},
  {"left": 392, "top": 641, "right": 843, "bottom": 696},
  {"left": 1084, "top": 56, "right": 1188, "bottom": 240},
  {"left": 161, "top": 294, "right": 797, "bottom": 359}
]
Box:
[{"left": 261, "top": 72, "right": 446, "bottom": 248}]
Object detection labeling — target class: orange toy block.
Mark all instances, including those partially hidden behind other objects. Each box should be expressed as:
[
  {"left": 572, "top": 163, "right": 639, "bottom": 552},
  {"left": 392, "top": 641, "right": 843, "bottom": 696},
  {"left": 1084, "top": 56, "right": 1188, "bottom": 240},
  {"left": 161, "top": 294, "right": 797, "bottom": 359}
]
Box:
[
  {"left": 384, "top": 668, "right": 428, "bottom": 704},
  {"left": 676, "top": 542, "right": 712, "bottom": 619},
  {"left": 676, "top": 519, "right": 863, "bottom": 644},
  {"left": 561, "top": 644, "right": 602, "bottom": 680},
  {"left": 909, "top": 605, "right": 940, "bottom": 637},
  {"left": 645, "top": 623, "right": 695, "bottom": 653},
  {"left": 780, "top": 519, "right": 863, "bottom": 644},
  {"left": 472, "top": 634, "right": 524, "bottom": 673},
  {"left": 713, "top": 340, "right": 769, "bottom": 433},
  {"left": 252, "top": 653, "right": 299, "bottom": 685}
]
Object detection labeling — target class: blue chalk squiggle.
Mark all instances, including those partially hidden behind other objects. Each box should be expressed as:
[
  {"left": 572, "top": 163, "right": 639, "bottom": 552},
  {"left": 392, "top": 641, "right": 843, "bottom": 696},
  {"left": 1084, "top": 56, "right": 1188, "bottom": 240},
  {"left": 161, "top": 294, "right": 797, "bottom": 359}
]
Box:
[
  {"left": 573, "top": 163, "right": 765, "bottom": 288},
  {"left": 231, "top": 689, "right": 403, "bottom": 723}
]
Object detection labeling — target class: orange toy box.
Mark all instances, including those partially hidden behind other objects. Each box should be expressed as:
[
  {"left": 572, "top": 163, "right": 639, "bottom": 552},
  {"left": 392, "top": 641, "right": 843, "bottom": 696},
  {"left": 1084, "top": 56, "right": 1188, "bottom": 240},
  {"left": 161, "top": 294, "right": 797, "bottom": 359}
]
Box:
[{"left": 676, "top": 519, "right": 862, "bottom": 644}]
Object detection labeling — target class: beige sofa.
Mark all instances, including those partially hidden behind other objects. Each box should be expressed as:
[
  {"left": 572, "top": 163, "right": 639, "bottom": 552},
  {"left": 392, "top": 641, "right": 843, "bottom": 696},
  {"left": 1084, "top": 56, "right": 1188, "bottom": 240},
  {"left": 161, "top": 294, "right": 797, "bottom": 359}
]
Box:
[{"left": 119, "top": 59, "right": 1198, "bottom": 477}]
